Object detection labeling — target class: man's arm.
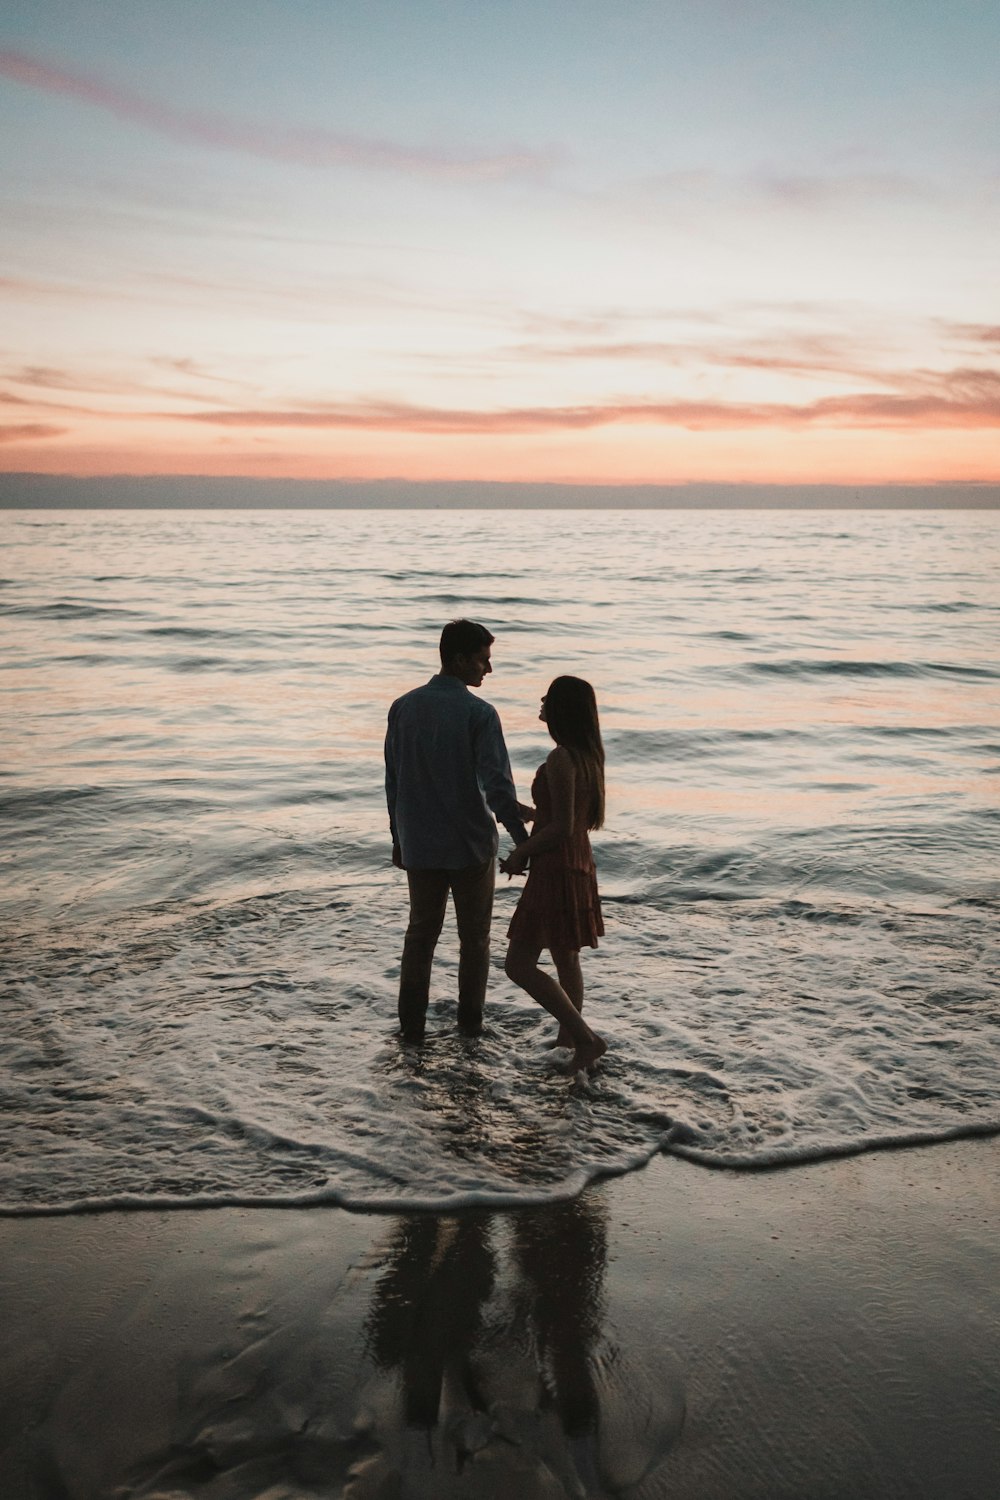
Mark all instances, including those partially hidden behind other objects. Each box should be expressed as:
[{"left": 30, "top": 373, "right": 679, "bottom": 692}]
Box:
[
  {"left": 475, "top": 706, "right": 529, "bottom": 845},
  {"left": 384, "top": 713, "right": 403, "bottom": 866},
  {"left": 499, "top": 747, "right": 573, "bottom": 875}
]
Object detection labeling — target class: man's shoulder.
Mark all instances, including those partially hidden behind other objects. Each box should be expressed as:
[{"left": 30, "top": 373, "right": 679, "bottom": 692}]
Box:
[
  {"left": 469, "top": 694, "right": 501, "bottom": 724},
  {"left": 389, "top": 677, "right": 441, "bottom": 712},
  {"left": 390, "top": 677, "right": 491, "bottom": 724}
]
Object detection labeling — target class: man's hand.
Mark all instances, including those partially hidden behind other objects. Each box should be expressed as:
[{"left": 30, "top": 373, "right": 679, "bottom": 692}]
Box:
[
  {"left": 499, "top": 846, "right": 528, "bottom": 879},
  {"left": 517, "top": 802, "right": 536, "bottom": 822},
  {"left": 391, "top": 842, "right": 404, "bottom": 869}
]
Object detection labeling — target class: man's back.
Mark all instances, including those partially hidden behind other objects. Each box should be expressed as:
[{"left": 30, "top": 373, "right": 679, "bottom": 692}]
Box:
[{"left": 386, "top": 674, "right": 523, "bottom": 869}]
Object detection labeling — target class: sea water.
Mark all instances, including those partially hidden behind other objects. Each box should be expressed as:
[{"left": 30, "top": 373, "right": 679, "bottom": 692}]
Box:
[{"left": 1, "top": 507, "right": 998, "bottom": 1213}]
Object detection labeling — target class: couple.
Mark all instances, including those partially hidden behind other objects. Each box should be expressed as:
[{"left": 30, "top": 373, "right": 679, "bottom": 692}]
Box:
[{"left": 385, "top": 619, "right": 607, "bottom": 1074}]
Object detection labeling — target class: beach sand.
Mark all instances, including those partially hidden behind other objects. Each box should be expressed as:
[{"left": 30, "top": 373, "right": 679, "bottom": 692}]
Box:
[{"left": 1, "top": 1137, "right": 997, "bottom": 1499}]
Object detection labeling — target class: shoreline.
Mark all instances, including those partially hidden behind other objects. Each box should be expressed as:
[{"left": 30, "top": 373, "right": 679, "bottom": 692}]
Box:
[
  {"left": 2, "top": 1137, "right": 998, "bottom": 1498},
  {"left": 3, "top": 1120, "right": 999, "bottom": 1219}
]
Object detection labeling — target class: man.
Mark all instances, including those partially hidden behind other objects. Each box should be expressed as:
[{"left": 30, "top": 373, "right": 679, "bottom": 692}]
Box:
[{"left": 385, "top": 619, "right": 529, "bottom": 1041}]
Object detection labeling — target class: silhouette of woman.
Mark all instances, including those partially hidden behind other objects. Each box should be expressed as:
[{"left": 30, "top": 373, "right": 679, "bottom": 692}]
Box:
[{"left": 501, "top": 675, "right": 608, "bottom": 1073}]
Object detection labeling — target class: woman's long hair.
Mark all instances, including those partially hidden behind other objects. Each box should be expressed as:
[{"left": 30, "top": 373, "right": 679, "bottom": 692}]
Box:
[{"left": 544, "top": 676, "right": 605, "bottom": 830}]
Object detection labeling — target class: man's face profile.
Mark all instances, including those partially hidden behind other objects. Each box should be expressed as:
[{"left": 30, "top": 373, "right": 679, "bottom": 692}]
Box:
[{"left": 453, "top": 646, "right": 492, "bottom": 688}]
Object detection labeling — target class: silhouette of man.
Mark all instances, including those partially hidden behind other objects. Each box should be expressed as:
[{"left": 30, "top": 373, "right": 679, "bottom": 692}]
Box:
[{"left": 385, "top": 620, "right": 529, "bottom": 1041}]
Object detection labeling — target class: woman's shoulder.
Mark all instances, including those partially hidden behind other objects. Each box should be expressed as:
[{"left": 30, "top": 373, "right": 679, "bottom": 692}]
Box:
[{"left": 546, "top": 745, "right": 575, "bottom": 775}]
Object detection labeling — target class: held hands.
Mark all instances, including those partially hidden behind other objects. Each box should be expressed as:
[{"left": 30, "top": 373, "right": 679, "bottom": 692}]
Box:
[
  {"left": 501, "top": 801, "right": 534, "bottom": 877},
  {"left": 499, "top": 845, "right": 529, "bottom": 879}
]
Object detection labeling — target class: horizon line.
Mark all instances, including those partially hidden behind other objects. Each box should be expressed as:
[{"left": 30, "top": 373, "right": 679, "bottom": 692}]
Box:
[{"left": 1, "top": 473, "right": 998, "bottom": 510}]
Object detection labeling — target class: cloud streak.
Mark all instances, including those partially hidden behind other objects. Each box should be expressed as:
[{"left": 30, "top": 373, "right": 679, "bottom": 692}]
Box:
[
  {"left": 170, "top": 370, "right": 1000, "bottom": 435},
  {"left": 0, "top": 423, "right": 66, "bottom": 443},
  {"left": 506, "top": 334, "right": 871, "bottom": 380},
  {"left": 947, "top": 323, "right": 1000, "bottom": 347},
  {"left": 1, "top": 382, "right": 123, "bottom": 416},
  {"left": 610, "top": 167, "right": 932, "bottom": 220},
  {"left": 0, "top": 48, "right": 554, "bottom": 182}
]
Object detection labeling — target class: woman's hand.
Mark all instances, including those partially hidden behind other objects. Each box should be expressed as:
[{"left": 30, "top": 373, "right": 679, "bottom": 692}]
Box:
[
  {"left": 499, "top": 846, "right": 529, "bottom": 878},
  {"left": 517, "top": 802, "right": 536, "bottom": 822}
]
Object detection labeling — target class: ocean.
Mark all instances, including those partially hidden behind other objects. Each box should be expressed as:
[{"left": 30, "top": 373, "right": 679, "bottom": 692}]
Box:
[{"left": 2, "top": 506, "right": 998, "bottom": 1214}]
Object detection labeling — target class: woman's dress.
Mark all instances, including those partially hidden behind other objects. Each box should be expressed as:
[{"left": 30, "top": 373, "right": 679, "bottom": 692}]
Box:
[{"left": 507, "top": 760, "right": 604, "bottom": 951}]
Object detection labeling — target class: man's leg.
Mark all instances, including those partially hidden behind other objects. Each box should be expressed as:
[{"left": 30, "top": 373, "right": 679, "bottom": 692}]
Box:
[
  {"left": 399, "top": 868, "right": 450, "bottom": 1040},
  {"left": 451, "top": 857, "right": 495, "bottom": 1035}
]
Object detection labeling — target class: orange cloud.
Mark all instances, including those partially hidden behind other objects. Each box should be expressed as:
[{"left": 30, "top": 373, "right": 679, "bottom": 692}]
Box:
[
  {"left": 0, "top": 423, "right": 66, "bottom": 443},
  {"left": 0, "top": 48, "right": 553, "bottom": 182},
  {"left": 171, "top": 371, "right": 1000, "bottom": 435}
]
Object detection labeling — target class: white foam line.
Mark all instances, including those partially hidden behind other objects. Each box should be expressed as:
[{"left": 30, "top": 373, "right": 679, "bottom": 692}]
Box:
[
  {"left": 2, "top": 1119, "right": 997, "bottom": 1218},
  {"left": 669, "top": 1116, "right": 1000, "bottom": 1170},
  {"left": 0, "top": 1140, "right": 674, "bottom": 1219}
]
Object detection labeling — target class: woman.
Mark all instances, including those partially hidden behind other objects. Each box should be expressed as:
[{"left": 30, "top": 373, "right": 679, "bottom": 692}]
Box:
[{"left": 500, "top": 676, "right": 608, "bottom": 1074}]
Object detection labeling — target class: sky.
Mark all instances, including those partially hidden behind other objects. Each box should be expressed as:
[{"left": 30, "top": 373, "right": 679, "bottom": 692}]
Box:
[{"left": 1, "top": 0, "right": 998, "bottom": 489}]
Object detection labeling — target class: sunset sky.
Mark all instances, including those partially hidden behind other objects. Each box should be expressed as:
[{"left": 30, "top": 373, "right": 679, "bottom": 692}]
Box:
[{"left": 1, "top": 0, "right": 998, "bottom": 488}]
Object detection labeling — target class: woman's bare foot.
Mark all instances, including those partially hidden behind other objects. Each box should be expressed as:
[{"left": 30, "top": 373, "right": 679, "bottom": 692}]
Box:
[
  {"left": 546, "top": 1027, "right": 573, "bottom": 1049},
  {"left": 570, "top": 1034, "right": 607, "bottom": 1074}
]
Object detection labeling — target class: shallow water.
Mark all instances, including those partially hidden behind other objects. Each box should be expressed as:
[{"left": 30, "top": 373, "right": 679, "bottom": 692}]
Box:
[{"left": 2, "top": 507, "right": 998, "bottom": 1212}]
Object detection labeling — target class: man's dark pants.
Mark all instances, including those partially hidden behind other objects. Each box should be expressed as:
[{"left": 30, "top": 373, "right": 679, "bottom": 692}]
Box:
[{"left": 398, "top": 857, "right": 495, "bottom": 1038}]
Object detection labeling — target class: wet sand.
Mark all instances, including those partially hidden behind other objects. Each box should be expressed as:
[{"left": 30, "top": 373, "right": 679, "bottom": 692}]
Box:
[{"left": 1, "top": 1137, "right": 998, "bottom": 1499}]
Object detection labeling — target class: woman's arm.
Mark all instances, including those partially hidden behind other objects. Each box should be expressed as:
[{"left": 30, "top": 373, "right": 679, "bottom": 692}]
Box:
[{"left": 500, "top": 749, "right": 574, "bottom": 875}]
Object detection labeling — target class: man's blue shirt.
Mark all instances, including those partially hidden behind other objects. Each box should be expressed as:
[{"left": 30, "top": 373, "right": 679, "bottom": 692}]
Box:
[{"left": 385, "top": 674, "right": 528, "bottom": 869}]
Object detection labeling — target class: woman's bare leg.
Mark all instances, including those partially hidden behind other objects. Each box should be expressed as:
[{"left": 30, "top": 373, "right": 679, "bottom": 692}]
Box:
[
  {"left": 505, "top": 941, "right": 606, "bottom": 1073},
  {"left": 551, "top": 947, "right": 584, "bottom": 1046}
]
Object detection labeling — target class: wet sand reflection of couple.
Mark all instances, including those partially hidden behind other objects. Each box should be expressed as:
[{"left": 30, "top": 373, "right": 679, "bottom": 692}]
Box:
[{"left": 356, "top": 1195, "right": 615, "bottom": 1495}]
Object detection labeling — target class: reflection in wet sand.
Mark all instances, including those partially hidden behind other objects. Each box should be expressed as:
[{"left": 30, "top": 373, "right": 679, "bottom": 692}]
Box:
[
  {"left": 365, "top": 1212, "right": 496, "bottom": 1432},
  {"left": 352, "top": 1194, "right": 684, "bottom": 1497},
  {"left": 101, "top": 1191, "right": 682, "bottom": 1497},
  {"left": 511, "top": 1198, "right": 607, "bottom": 1451}
]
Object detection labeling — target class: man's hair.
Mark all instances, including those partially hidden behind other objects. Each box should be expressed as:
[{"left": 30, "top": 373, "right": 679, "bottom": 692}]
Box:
[{"left": 439, "top": 618, "right": 494, "bottom": 667}]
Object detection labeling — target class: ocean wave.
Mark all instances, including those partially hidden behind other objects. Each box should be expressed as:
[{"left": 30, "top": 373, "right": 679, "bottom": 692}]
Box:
[
  {"left": 921, "top": 600, "right": 997, "bottom": 613},
  {"left": 1, "top": 885, "right": 996, "bottom": 1217},
  {"left": 142, "top": 624, "right": 254, "bottom": 641},
  {"left": 607, "top": 726, "right": 818, "bottom": 763},
  {"left": 744, "top": 658, "right": 999, "bottom": 681},
  {"left": 0, "top": 600, "right": 145, "bottom": 620}
]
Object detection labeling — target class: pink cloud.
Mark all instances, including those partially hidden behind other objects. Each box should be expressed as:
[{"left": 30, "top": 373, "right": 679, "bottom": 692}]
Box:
[
  {"left": 169, "top": 371, "right": 1000, "bottom": 435},
  {"left": 1, "top": 381, "right": 116, "bottom": 415},
  {"left": 0, "top": 48, "right": 554, "bottom": 181},
  {"left": 946, "top": 323, "right": 1000, "bottom": 347},
  {"left": 2, "top": 360, "right": 259, "bottom": 407},
  {"left": 509, "top": 335, "right": 866, "bottom": 379},
  {"left": 0, "top": 423, "right": 65, "bottom": 443},
  {"left": 6, "top": 366, "right": 102, "bottom": 393}
]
